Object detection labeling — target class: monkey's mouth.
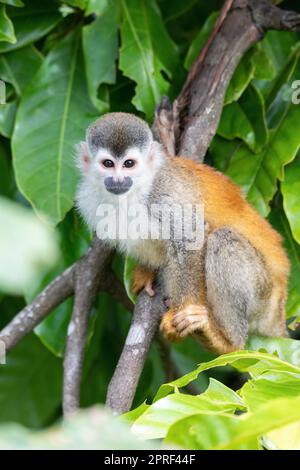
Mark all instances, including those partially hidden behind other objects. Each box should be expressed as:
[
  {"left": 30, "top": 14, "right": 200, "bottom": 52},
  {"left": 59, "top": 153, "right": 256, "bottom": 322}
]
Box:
[{"left": 104, "top": 176, "right": 133, "bottom": 195}]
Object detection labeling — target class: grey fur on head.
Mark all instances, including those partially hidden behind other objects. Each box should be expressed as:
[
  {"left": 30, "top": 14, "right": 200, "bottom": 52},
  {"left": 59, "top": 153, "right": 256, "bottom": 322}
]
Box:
[{"left": 87, "top": 112, "right": 153, "bottom": 158}]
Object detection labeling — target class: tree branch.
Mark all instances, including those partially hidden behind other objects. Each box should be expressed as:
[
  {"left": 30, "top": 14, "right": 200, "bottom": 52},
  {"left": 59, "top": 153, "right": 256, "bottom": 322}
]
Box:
[
  {"left": 63, "top": 239, "right": 114, "bottom": 415},
  {"left": 106, "top": 287, "right": 166, "bottom": 414}
]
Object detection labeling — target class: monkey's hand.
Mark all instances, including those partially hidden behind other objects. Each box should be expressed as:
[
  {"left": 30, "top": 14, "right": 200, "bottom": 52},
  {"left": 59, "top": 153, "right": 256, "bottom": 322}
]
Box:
[
  {"left": 131, "top": 265, "right": 156, "bottom": 297},
  {"left": 160, "top": 305, "right": 209, "bottom": 342}
]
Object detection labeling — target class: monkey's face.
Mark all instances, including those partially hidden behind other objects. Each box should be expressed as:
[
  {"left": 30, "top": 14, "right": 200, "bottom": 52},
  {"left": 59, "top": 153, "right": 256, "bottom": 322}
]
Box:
[
  {"left": 95, "top": 146, "right": 149, "bottom": 195},
  {"left": 77, "top": 113, "right": 164, "bottom": 197}
]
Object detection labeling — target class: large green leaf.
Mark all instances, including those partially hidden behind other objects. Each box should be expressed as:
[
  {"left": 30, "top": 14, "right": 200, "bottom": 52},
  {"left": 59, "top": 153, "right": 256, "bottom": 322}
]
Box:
[
  {"left": 247, "top": 335, "right": 300, "bottom": 367},
  {"left": 132, "top": 379, "right": 244, "bottom": 440},
  {"left": 0, "top": 196, "right": 58, "bottom": 295},
  {"left": 0, "top": 0, "right": 61, "bottom": 52},
  {"left": 0, "top": 45, "right": 42, "bottom": 137},
  {"left": 218, "top": 85, "right": 268, "bottom": 153},
  {"left": 224, "top": 59, "right": 300, "bottom": 217},
  {"left": 12, "top": 30, "right": 99, "bottom": 225},
  {"left": 82, "top": 1, "right": 119, "bottom": 111},
  {"left": 254, "top": 30, "right": 299, "bottom": 99},
  {"left": 155, "top": 350, "right": 300, "bottom": 401},
  {"left": 0, "top": 4, "right": 15, "bottom": 43},
  {"left": 0, "top": 45, "right": 42, "bottom": 95},
  {"left": 241, "top": 370, "right": 300, "bottom": 412},
  {"left": 282, "top": 155, "right": 300, "bottom": 245},
  {"left": 119, "top": 0, "right": 179, "bottom": 118},
  {"left": 165, "top": 396, "right": 300, "bottom": 450},
  {"left": 0, "top": 334, "right": 62, "bottom": 428}
]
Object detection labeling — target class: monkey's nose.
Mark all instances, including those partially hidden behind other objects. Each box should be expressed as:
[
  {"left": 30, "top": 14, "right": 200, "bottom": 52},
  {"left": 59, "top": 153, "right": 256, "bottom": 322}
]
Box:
[{"left": 104, "top": 176, "right": 133, "bottom": 195}]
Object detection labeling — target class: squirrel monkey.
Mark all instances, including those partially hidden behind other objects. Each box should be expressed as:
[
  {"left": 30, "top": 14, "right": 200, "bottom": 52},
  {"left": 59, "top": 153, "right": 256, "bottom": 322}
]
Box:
[{"left": 76, "top": 112, "right": 289, "bottom": 355}]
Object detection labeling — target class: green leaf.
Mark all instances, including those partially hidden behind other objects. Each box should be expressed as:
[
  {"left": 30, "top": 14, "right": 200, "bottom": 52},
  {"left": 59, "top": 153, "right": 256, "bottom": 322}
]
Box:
[
  {"left": 224, "top": 50, "right": 255, "bottom": 105},
  {"left": 224, "top": 57, "right": 300, "bottom": 217},
  {"left": 0, "top": 101, "right": 16, "bottom": 137},
  {"left": 241, "top": 370, "right": 300, "bottom": 412},
  {"left": 0, "top": 45, "right": 42, "bottom": 137},
  {"left": 282, "top": 155, "right": 300, "bottom": 245},
  {"left": 12, "top": 30, "right": 99, "bottom": 225},
  {"left": 252, "top": 43, "right": 277, "bottom": 81},
  {"left": 238, "top": 84, "right": 268, "bottom": 151},
  {"left": 165, "top": 396, "right": 300, "bottom": 450},
  {"left": 82, "top": 2, "right": 119, "bottom": 111},
  {"left": 132, "top": 379, "right": 244, "bottom": 440},
  {"left": 0, "top": 0, "right": 61, "bottom": 53},
  {"left": 119, "top": 0, "right": 179, "bottom": 118},
  {"left": 247, "top": 335, "right": 300, "bottom": 367},
  {"left": 254, "top": 30, "right": 299, "bottom": 99},
  {"left": 155, "top": 350, "right": 300, "bottom": 400},
  {"left": 0, "top": 197, "right": 59, "bottom": 295},
  {"left": 0, "top": 4, "right": 16, "bottom": 43},
  {"left": 217, "top": 102, "right": 255, "bottom": 151},
  {"left": 0, "top": 334, "right": 62, "bottom": 428},
  {"left": 0, "top": 45, "right": 42, "bottom": 96},
  {"left": 268, "top": 207, "right": 300, "bottom": 326}
]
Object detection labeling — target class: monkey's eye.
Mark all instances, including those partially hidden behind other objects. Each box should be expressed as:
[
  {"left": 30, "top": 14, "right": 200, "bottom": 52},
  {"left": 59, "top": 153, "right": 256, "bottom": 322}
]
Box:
[
  {"left": 123, "top": 159, "right": 136, "bottom": 168},
  {"left": 102, "top": 159, "right": 114, "bottom": 168}
]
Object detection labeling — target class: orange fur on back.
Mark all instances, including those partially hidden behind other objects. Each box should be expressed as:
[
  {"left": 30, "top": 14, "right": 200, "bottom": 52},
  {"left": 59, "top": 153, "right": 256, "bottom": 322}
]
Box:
[{"left": 171, "top": 158, "right": 290, "bottom": 287}]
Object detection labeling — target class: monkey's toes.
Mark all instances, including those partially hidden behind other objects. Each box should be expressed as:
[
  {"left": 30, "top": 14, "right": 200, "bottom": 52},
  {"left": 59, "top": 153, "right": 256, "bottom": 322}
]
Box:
[
  {"left": 172, "top": 305, "right": 209, "bottom": 338},
  {"left": 160, "top": 311, "right": 182, "bottom": 342}
]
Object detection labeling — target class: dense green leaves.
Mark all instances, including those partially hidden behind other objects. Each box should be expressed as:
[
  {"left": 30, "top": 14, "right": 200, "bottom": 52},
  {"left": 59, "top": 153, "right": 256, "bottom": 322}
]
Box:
[
  {"left": 119, "top": 0, "right": 179, "bottom": 118},
  {"left": 82, "top": 1, "right": 119, "bottom": 111},
  {"left": 0, "top": 0, "right": 300, "bottom": 449},
  {"left": 129, "top": 341, "right": 300, "bottom": 449},
  {"left": 0, "top": 0, "right": 61, "bottom": 53}
]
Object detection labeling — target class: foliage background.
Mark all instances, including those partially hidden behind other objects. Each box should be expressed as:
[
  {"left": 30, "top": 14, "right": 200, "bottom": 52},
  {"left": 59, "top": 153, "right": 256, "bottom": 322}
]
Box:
[{"left": 0, "top": 0, "right": 300, "bottom": 449}]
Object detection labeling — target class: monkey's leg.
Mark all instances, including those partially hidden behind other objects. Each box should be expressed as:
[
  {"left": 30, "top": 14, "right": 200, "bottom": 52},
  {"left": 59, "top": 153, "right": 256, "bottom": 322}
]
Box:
[
  {"left": 161, "top": 227, "right": 271, "bottom": 355},
  {"left": 131, "top": 265, "right": 156, "bottom": 297},
  {"left": 202, "top": 227, "right": 271, "bottom": 351}
]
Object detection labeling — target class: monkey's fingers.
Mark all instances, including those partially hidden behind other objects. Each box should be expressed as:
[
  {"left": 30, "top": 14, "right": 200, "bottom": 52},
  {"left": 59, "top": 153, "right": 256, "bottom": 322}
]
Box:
[
  {"left": 172, "top": 305, "right": 209, "bottom": 338},
  {"left": 160, "top": 310, "right": 182, "bottom": 343}
]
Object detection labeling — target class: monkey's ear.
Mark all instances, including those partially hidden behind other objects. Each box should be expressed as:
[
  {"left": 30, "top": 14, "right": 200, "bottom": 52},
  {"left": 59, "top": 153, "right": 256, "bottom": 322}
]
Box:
[{"left": 76, "top": 141, "right": 91, "bottom": 173}]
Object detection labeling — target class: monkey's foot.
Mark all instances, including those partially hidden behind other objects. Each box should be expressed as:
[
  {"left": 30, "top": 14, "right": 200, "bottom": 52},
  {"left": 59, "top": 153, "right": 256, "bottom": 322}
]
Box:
[
  {"left": 160, "top": 310, "right": 182, "bottom": 342},
  {"left": 160, "top": 305, "right": 209, "bottom": 342},
  {"left": 172, "top": 304, "right": 209, "bottom": 339},
  {"left": 131, "top": 266, "right": 156, "bottom": 297}
]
